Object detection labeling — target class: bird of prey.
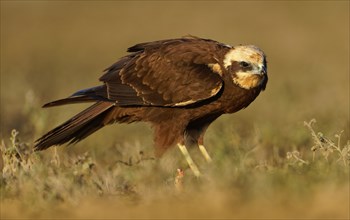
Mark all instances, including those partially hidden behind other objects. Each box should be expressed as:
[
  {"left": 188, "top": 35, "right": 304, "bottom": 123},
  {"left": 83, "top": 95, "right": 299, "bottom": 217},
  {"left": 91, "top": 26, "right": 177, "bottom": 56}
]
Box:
[{"left": 34, "top": 36, "right": 268, "bottom": 176}]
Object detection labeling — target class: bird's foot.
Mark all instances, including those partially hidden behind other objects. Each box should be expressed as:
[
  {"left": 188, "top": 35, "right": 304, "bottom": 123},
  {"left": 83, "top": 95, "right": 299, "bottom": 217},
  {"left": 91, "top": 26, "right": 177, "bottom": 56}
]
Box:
[
  {"left": 174, "top": 168, "right": 184, "bottom": 192},
  {"left": 177, "top": 143, "right": 202, "bottom": 177}
]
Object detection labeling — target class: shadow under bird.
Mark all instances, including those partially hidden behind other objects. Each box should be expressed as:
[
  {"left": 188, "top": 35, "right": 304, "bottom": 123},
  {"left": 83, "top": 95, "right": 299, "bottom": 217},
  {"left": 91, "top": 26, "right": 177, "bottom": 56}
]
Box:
[{"left": 35, "top": 36, "right": 268, "bottom": 176}]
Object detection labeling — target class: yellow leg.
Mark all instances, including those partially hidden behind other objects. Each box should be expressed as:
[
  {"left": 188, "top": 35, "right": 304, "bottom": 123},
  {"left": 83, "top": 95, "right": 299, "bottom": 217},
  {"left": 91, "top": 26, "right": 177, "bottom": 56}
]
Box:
[
  {"left": 177, "top": 143, "right": 201, "bottom": 177},
  {"left": 198, "top": 145, "right": 213, "bottom": 163}
]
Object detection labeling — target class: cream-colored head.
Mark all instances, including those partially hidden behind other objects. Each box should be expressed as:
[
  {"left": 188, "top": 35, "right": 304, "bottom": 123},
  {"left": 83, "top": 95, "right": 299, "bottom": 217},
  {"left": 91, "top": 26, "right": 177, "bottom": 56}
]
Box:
[{"left": 223, "top": 45, "right": 267, "bottom": 90}]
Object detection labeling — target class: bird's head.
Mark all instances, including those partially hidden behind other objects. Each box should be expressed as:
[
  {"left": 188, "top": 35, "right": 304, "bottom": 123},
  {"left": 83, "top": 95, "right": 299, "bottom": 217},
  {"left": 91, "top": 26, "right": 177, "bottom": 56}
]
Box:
[{"left": 223, "top": 45, "right": 268, "bottom": 90}]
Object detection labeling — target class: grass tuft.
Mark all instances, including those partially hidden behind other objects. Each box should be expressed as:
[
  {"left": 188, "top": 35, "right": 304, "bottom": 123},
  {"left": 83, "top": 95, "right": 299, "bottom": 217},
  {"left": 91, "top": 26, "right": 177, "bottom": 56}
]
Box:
[{"left": 304, "top": 119, "right": 349, "bottom": 166}]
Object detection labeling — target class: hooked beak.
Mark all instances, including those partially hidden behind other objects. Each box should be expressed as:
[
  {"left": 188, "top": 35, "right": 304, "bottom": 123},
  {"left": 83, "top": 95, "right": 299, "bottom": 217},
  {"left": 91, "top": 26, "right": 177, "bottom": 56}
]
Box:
[{"left": 261, "top": 65, "right": 267, "bottom": 75}]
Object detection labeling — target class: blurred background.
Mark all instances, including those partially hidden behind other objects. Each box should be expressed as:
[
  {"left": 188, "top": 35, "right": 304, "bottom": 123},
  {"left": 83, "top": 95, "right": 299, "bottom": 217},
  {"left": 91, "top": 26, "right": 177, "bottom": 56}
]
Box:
[
  {"left": 1, "top": 1, "right": 349, "bottom": 219},
  {"left": 1, "top": 1, "right": 348, "bottom": 151}
]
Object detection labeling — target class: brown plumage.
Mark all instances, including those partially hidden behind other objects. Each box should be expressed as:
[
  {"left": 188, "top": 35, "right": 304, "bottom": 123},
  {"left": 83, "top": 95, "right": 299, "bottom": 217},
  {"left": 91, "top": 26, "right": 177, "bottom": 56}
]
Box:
[{"left": 35, "top": 36, "right": 268, "bottom": 158}]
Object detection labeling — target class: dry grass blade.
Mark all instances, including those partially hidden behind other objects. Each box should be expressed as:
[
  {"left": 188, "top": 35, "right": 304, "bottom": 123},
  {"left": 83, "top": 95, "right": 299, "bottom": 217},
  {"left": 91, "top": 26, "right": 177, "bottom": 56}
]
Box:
[{"left": 304, "top": 119, "right": 350, "bottom": 166}]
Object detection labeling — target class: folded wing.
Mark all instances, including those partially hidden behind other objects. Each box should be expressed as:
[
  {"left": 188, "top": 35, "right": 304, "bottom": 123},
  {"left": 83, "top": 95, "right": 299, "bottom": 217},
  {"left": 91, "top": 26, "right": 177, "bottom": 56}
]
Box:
[
  {"left": 101, "top": 37, "right": 224, "bottom": 107},
  {"left": 44, "top": 37, "right": 224, "bottom": 108}
]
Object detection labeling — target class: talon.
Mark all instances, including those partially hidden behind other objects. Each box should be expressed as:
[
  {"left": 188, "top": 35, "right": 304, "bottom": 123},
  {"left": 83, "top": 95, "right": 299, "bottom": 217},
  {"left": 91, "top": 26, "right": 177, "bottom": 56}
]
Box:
[{"left": 174, "top": 168, "right": 185, "bottom": 192}]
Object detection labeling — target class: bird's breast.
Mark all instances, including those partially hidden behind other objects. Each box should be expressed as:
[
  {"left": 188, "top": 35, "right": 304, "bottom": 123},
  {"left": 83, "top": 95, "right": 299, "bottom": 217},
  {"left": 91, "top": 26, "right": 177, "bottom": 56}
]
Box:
[{"left": 219, "top": 85, "right": 262, "bottom": 114}]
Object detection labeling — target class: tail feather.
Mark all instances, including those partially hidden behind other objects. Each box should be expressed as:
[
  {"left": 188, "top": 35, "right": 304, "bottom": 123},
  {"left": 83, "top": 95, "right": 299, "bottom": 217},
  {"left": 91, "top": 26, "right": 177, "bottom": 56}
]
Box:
[
  {"left": 43, "top": 85, "right": 109, "bottom": 108},
  {"left": 34, "top": 102, "right": 114, "bottom": 151},
  {"left": 42, "top": 96, "right": 98, "bottom": 108}
]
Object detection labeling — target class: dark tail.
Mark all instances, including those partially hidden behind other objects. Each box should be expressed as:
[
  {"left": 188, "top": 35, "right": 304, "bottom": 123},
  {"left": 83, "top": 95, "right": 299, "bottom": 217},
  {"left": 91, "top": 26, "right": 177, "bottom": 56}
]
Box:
[
  {"left": 42, "top": 85, "right": 109, "bottom": 108},
  {"left": 34, "top": 101, "right": 114, "bottom": 151}
]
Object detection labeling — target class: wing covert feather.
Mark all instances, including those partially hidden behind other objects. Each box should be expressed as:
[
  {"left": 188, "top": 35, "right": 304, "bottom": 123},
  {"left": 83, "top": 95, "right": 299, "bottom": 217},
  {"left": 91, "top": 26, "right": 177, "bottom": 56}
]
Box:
[{"left": 101, "top": 37, "right": 224, "bottom": 107}]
